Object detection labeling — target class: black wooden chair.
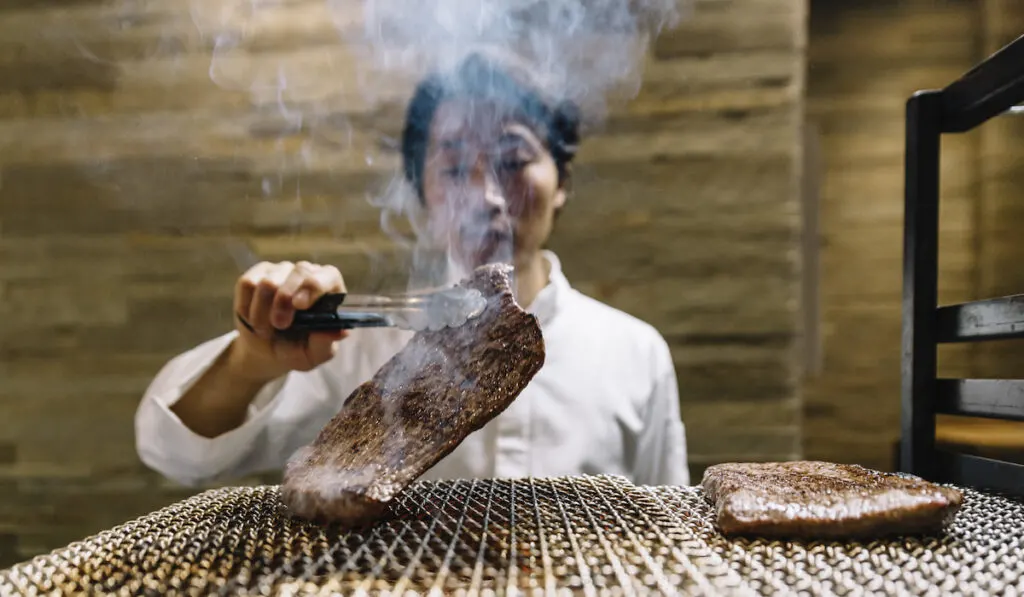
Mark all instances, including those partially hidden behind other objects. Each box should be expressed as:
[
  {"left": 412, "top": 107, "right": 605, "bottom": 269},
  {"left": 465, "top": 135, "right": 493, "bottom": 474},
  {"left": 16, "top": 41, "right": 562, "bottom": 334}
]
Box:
[{"left": 902, "top": 33, "right": 1024, "bottom": 495}]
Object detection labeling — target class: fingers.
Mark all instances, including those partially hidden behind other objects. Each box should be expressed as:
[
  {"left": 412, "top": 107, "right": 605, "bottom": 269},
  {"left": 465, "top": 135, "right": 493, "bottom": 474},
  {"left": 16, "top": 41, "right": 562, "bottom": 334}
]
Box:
[
  {"left": 300, "top": 264, "right": 347, "bottom": 308},
  {"left": 234, "top": 261, "right": 271, "bottom": 323},
  {"left": 271, "top": 262, "right": 346, "bottom": 329},
  {"left": 271, "top": 263, "right": 308, "bottom": 330},
  {"left": 247, "top": 262, "right": 295, "bottom": 338},
  {"left": 234, "top": 261, "right": 348, "bottom": 341}
]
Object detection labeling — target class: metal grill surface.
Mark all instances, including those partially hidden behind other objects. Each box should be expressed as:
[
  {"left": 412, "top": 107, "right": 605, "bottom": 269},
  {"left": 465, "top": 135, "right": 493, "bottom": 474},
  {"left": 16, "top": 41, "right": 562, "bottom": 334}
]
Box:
[{"left": 1, "top": 475, "right": 1022, "bottom": 596}]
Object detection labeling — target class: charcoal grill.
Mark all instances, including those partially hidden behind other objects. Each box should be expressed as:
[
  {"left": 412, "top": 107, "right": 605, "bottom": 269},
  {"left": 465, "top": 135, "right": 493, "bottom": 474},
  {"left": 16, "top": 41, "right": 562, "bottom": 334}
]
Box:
[{"left": 2, "top": 475, "right": 1024, "bottom": 596}]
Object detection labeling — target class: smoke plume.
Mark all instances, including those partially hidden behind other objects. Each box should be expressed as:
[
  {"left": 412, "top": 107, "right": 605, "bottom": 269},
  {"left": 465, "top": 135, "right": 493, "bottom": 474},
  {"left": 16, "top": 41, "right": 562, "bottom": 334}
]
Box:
[
  {"left": 346, "top": 0, "right": 681, "bottom": 116},
  {"left": 184, "top": 0, "right": 681, "bottom": 284},
  {"left": 343, "top": 0, "right": 683, "bottom": 289},
  {"left": 63, "top": 0, "right": 682, "bottom": 294}
]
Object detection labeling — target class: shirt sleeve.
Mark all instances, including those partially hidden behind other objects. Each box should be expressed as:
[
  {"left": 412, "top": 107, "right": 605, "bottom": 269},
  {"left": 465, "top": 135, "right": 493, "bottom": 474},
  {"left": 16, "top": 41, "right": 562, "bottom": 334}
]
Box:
[
  {"left": 632, "top": 343, "right": 690, "bottom": 487},
  {"left": 134, "top": 331, "right": 318, "bottom": 487}
]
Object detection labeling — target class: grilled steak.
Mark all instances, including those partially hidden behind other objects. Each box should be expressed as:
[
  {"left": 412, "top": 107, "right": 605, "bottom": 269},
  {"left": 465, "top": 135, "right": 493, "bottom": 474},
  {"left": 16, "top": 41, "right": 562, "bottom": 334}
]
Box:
[
  {"left": 701, "top": 461, "right": 963, "bottom": 539},
  {"left": 281, "top": 263, "right": 545, "bottom": 526}
]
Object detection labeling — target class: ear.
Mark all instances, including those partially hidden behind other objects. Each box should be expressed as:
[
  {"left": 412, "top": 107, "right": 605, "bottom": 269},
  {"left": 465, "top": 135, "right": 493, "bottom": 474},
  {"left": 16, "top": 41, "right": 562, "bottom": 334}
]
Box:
[
  {"left": 553, "top": 188, "right": 568, "bottom": 210},
  {"left": 554, "top": 164, "right": 573, "bottom": 209}
]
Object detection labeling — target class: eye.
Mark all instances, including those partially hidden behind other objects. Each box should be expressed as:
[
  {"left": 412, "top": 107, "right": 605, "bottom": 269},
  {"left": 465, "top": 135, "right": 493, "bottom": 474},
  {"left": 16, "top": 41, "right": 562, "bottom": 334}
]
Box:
[
  {"left": 496, "top": 133, "right": 538, "bottom": 173},
  {"left": 499, "top": 160, "right": 524, "bottom": 173},
  {"left": 497, "top": 155, "right": 530, "bottom": 174},
  {"left": 443, "top": 164, "right": 470, "bottom": 180}
]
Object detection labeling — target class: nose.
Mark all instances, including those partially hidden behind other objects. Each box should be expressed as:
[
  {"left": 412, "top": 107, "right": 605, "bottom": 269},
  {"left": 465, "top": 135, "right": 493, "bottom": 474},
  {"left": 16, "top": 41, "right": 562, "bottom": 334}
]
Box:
[{"left": 465, "top": 159, "right": 508, "bottom": 215}]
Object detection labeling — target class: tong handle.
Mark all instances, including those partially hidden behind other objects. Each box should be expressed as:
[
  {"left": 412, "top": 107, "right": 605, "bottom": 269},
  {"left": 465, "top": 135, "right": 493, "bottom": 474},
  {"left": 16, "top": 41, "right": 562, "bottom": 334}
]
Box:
[
  {"left": 238, "top": 293, "right": 392, "bottom": 342},
  {"left": 283, "top": 292, "right": 349, "bottom": 337},
  {"left": 302, "top": 292, "right": 348, "bottom": 314},
  {"left": 236, "top": 292, "right": 395, "bottom": 342}
]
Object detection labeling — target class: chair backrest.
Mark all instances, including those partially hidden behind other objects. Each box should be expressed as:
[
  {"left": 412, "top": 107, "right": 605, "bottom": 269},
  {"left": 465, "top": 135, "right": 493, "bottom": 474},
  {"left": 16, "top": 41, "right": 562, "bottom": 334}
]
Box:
[{"left": 902, "top": 34, "right": 1024, "bottom": 495}]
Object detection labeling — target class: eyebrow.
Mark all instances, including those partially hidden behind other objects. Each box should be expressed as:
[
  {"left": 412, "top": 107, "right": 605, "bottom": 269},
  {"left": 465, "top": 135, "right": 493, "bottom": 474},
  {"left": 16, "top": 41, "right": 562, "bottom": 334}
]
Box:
[
  {"left": 498, "top": 131, "right": 526, "bottom": 143},
  {"left": 498, "top": 131, "right": 537, "bottom": 153},
  {"left": 435, "top": 130, "right": 535, "bottom": 157}
]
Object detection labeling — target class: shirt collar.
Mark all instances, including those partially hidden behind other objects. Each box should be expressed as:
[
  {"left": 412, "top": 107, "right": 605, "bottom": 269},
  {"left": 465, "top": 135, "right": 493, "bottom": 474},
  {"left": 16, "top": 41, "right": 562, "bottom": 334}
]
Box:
[{"left": 526, "top": 250, "right": 568, "bottom": 327}]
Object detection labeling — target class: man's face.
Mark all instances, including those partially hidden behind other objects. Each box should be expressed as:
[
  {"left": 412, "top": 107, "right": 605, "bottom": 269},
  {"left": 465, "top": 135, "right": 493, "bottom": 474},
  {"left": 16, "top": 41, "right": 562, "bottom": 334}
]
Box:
[{"left": 421, "top": 99, "right": 567, "bottom": 272}]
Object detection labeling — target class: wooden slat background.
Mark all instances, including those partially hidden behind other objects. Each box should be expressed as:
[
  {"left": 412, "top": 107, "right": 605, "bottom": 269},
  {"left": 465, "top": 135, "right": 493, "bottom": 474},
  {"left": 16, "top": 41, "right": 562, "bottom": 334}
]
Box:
[{"left": 0, "top": 0, "right": 808, "bottom": 565}]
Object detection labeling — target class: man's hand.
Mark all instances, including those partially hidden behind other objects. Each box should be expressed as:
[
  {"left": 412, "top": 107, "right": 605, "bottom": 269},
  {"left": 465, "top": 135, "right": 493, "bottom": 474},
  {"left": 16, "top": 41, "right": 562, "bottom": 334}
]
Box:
[{"left": 231, "top": 261, "right": 349, "bottom": 382}]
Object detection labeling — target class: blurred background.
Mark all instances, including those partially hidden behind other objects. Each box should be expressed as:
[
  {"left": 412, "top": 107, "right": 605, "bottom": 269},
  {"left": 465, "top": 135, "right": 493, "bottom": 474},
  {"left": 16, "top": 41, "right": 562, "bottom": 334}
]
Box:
[{"left": 2, "top": 0, "right": 1023, "bottom": 568}]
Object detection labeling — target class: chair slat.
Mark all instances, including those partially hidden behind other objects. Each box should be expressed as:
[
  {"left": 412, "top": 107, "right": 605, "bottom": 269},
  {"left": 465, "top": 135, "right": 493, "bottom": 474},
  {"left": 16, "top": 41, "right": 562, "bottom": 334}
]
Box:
[
  {"left": 936, "top": 295, "right": 1024, "bottom": 343},
  {"left": 936, "top": 379, "right": 1024, "bottom": 421},
  {"left": 942, "top": 452, "right": 1024, "bottom": 496}
]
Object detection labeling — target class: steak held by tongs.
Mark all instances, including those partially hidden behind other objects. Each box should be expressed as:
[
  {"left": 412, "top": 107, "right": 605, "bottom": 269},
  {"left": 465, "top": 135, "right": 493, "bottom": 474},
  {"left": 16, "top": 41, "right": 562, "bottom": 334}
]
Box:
[
  {"left": 702, "top": 461, "right": 963, "bottom": 539},
  {"left": 281, "top": 263, "right": 545, "bottom": 526}
]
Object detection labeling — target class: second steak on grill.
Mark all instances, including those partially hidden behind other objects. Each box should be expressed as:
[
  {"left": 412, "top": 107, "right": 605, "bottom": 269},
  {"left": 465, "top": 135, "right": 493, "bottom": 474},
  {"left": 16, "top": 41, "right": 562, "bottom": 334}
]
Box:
[
  {"left": 281, "top": 263, "right": 546, "bottom": 526},
  {"left": 701, "top": 461, "right": 963, "bottom": 539}
]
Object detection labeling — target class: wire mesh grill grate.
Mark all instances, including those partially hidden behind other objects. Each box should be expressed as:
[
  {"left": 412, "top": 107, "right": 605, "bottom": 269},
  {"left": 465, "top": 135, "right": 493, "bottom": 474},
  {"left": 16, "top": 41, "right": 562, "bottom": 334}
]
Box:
[
  {"left": 1, "top": 475, "right": 1023, "bottom": 596},
  {"left": 640, "top": 485, "right": 1024, "bottom": 596}
]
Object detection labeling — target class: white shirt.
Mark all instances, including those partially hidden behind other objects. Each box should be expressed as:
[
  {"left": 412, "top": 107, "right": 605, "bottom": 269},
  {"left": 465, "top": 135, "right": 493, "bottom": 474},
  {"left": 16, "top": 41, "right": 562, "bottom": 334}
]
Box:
[{"left": 134, "top": 251, "right": 690, "bottom": 488}]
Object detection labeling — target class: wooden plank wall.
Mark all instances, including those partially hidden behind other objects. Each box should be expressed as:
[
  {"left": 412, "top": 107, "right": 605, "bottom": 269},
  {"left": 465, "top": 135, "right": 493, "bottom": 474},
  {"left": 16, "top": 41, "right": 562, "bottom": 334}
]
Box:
[
  {"left": 0, "top": 0, "right": 807, "bottom": 565},
  {"left": 804, "top": 0, "right": 1024, "bottom": 472}
]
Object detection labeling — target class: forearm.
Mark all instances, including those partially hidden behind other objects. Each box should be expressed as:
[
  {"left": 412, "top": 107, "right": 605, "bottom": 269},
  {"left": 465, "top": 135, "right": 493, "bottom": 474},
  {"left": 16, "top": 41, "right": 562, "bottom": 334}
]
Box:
[{"left": 170, "top": 340, "right": 283, "bottom": 438}]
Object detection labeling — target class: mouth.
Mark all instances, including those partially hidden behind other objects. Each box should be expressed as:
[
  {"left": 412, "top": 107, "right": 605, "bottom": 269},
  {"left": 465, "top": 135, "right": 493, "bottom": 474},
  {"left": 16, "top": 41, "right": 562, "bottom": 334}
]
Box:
[
  {"left": 457, "top": 221, "right": 514, "bottom": 266},
  {"left": 459, "top": 212, "right": 513, "bottom": 239}
]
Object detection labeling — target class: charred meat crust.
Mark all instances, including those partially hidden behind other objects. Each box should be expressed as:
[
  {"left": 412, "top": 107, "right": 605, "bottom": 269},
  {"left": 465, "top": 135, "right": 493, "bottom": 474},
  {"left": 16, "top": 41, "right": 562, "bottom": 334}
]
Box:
[
  {"left": 281, "top": 263, "right": 546, "bottom": 526},
  {"left": 701, "top": 461, "right": 964, "bottom": 539}
]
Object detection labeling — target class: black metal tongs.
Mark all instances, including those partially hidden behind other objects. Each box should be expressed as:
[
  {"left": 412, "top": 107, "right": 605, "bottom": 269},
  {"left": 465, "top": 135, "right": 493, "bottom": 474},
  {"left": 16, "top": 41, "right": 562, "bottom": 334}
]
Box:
[{"left": 237, "top": 288, "right": 487, "bottom": 342}]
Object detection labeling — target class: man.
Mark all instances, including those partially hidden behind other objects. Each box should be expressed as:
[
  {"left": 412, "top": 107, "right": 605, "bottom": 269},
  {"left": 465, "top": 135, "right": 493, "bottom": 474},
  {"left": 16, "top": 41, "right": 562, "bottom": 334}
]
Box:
[{"left": 134, "top": 53, "right": 689, "bottom": 488}]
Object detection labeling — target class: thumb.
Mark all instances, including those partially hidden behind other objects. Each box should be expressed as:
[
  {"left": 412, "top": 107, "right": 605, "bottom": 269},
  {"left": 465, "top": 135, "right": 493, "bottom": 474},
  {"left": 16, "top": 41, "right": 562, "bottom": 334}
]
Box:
[{"left": 305, "top": 330, "right": 348, "bottom": 367}]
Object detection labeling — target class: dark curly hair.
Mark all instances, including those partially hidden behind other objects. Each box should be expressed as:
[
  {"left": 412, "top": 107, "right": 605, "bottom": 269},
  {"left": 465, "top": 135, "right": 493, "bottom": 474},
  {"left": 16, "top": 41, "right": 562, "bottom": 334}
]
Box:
[{"left": 400, "top": 52, "right": 582, "bottom": 203}]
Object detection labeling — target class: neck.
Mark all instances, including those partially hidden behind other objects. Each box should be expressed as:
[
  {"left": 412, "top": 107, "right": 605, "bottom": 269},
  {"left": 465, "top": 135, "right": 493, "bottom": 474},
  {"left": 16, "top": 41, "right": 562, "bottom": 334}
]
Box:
[{"left": 512, "top": 251, "right": 550, "bottom": 309}]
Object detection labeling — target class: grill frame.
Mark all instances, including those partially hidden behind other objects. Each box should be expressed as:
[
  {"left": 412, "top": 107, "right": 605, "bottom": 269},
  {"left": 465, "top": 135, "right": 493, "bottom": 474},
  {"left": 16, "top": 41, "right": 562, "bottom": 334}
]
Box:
[{"left": 901, "top": 32, "right": 1024, "bottom": 493}]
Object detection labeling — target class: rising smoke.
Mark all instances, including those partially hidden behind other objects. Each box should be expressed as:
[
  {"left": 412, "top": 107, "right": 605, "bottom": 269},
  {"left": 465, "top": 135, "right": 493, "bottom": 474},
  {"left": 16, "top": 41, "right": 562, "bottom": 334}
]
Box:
[
  {"left": 59, "top": 0, "right": 681, "bottom": 292},
  {"left": 345, "top": 0, "right": 682, "bottom": 115},
  {"left": 349, "top": 0, "right": 683, "bottom": 289},
  {"left": 186, "top": 0, "right": 683, "bottom": 290}
]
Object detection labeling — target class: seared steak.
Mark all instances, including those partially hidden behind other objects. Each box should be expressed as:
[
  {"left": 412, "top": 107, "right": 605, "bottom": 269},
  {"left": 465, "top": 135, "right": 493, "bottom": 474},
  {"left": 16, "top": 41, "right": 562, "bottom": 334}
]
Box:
[
  {"left": 281, "top": 263, "right": 545, "bottom": 526},
  {"left": 701, "top": 461, "right": 963, "bottom": 539}
]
